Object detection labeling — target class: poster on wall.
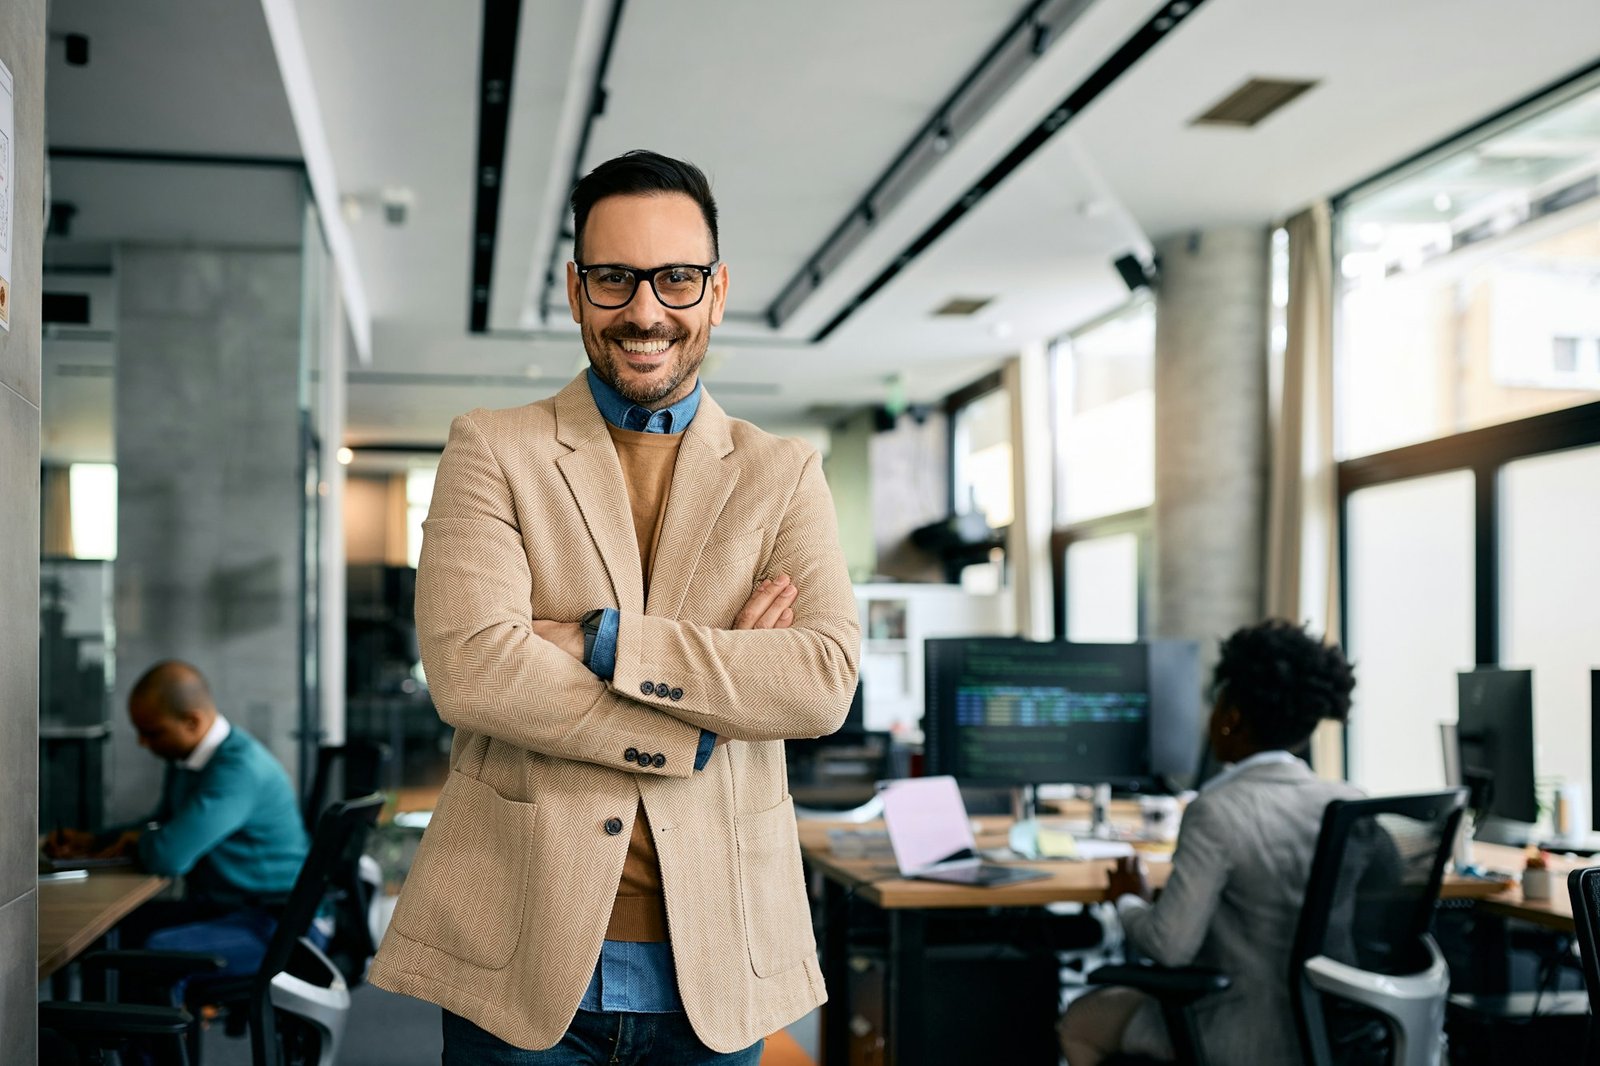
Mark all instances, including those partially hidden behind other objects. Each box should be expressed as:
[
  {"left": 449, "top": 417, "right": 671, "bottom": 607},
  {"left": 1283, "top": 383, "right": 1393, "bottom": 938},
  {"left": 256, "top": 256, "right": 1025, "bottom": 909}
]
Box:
[{"left": 0, "top": 56, "right": 13, "bottom": 332}]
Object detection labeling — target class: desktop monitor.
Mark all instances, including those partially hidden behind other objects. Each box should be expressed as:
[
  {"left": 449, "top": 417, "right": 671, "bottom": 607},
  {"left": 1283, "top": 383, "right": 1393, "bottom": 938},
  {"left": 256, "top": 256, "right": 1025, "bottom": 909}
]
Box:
[
  {"left": 922, "top": 637, "right": 1201, "bottom": 791},
  {"left": 1456, "top": 668, "right": 1538, "bottom": 826}
]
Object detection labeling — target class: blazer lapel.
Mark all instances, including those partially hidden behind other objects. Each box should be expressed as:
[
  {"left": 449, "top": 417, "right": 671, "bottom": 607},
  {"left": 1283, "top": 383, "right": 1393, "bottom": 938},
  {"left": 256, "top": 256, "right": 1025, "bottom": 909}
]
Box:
[
  {"left": 648, "top": 389, "right": 738, "bottom": 620},
  {"left": 552, "top": 376, "right": 644, "bottom": 615}
]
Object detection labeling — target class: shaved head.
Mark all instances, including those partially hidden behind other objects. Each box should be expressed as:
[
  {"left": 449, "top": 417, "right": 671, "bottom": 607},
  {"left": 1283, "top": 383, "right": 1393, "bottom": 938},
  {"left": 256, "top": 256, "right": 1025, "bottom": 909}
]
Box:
[
  {"left": 128, "top": 660, "right": 217, "bottom": 761},
  {"left": 130, "top": 660, "right": 215, "bottom": 719}
]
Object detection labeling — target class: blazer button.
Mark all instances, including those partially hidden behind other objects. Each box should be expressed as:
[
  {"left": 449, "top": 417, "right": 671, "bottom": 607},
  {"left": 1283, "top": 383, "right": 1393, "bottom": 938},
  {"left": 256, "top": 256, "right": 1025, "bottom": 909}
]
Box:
[
  {"left": 624, "top": 747, "right": 639, "bottom": 762},
  {"left": 640, "top": 681, "right": 655, "bottom": 696},
  {"left": 604, "top": 817, "right": 624, "bottom": 836},
  {"left": 654, "top": 682, "right": 670, "bottom": 698},
  {"left": 652, "top": 753, "right": 666, "bottom": 769},
  {"left": 636, "top": 751, "right": 653, "bottom": 767},
  {"left": 669, "top": 687, "right": 684, "bottom": 701}
]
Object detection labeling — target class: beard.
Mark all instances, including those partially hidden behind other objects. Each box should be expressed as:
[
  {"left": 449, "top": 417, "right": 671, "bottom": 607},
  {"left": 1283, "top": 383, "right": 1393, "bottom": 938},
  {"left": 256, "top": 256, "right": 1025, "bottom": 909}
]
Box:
[{"left": 581, "top": 317, "right": 709, "bottom": 407}]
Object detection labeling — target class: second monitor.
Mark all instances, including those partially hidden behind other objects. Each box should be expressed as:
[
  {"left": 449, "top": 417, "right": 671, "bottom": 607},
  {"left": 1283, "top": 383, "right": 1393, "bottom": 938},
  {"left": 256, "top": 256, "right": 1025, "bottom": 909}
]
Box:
[{"left": 922, "top": 637, "right": 1201, "bottom": 790}]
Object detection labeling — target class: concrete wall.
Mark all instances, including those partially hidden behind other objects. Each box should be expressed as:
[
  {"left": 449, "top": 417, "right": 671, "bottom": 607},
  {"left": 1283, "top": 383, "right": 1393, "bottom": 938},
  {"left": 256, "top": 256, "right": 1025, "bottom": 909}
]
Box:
[
  {"left": 110, "top": 245, "right": 305, "bottom": 819},
  {"left": 1151, "top": 226, "right": 1270, "bottom": 668},
  {"left": 0, "top": 4, "right": 44, "bottom": 1058}
]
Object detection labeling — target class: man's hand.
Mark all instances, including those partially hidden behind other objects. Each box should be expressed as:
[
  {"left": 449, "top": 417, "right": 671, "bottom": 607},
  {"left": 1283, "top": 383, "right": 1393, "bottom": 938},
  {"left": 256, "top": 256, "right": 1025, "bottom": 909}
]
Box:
[
  {"left": 733, "top": 575, "right": 798, "bottom": 630},
  {"left": 42, "top": 828, "right": 95, "bottom": 858},
  {"left": 1105, "top": 855, "right": 1152, "bottom": 902},
  {"left": 95, "top": 830, "right": 141, "bottom": 859},
  {"left": 531, "top": 619, "right": 585, "bottom": 662}
]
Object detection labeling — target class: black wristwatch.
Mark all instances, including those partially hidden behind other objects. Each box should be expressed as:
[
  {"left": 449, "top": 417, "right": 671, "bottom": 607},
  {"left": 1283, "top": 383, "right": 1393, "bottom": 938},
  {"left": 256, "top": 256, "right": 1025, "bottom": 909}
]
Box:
[{"left": 580, "top": 609, "right": 606, "bottom": 666}]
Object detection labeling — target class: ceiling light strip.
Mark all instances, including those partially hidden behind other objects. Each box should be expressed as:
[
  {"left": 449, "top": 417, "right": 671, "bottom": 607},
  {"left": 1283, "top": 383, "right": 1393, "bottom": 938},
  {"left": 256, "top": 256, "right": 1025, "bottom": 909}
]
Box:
[
  {"left": 767, "top": 0, "right": 1097, "bottom": 330},
  {"left": 468, "top": 0, "right": 525, "bottom": 333},
  {"left": 810, "top": 0, "right": 1205, "bottom": 343}
]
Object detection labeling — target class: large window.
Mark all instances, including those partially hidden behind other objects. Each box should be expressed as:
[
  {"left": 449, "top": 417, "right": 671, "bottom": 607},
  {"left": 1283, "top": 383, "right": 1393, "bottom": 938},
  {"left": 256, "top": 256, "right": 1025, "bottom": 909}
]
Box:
[
  {"left": 950, "top": 386, "right": 1013, "bottom": 530},
  {"left": 1337, "top": 76, "right": 1600, "bottom": 459},
  {"left": 1053, "top": 301, "right": 1155, "bottom": 525},
  {"left": 1050, "top": 301, "right": 1155, "bottom": 640},
  {"left": 1336, "top": 69, "right": 1600, "bottom": 814}
]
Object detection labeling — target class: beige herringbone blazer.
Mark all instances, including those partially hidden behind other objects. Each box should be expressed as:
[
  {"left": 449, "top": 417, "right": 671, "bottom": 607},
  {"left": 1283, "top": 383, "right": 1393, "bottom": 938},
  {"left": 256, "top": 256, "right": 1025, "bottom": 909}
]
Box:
[{"left": 367, "top": 374, "right": 860, "bottom": 1053}]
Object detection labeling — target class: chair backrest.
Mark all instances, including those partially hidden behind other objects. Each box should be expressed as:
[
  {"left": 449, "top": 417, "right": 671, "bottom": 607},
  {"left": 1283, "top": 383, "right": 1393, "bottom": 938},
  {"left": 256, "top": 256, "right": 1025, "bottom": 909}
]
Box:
[
  {"left": 250, "top": 793, "right": 383, "bottom": 1063},
  {"left": 303, "top": 741, "right": 390, "bottom": 830},
  {"left": 1569, "top": 867, "right": 1600, "bottom": 1016},
  {"left": 1291, "top": 790, "right": 1466, "bottom": 1060}
]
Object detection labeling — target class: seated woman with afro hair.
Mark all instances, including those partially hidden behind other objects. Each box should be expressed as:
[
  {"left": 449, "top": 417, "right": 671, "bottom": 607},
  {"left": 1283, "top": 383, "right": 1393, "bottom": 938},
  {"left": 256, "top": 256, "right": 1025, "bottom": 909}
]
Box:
[{"left": 1059, "top": 618, "right": 1359, "bottom": 1066}]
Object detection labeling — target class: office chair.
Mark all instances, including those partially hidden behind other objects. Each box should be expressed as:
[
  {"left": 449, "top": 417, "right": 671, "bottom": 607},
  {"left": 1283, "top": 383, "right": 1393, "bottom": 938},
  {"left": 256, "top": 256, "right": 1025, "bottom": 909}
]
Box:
[
  {"left": 1089, "top": 790, "right": 1465, "bottom": 1066},
  {"left": 40, "top": 794, "right": 385, "bottom": 1066},
  {"left": 1567, "top": 867, "right": 1600, "bottom": 1060},
  {"left": 303, "top": 741, "right": 390, "bottom": 984}
]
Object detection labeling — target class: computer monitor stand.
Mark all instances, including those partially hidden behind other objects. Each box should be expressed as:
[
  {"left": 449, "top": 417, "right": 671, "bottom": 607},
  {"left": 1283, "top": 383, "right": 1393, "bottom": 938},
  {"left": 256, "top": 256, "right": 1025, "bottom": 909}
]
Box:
[
  {"left": 1090, "top": 783, "right": 1114, "bottom": 839},
  {"left": 1010, "top": 784, "right": 1037, "bottom": 823}
]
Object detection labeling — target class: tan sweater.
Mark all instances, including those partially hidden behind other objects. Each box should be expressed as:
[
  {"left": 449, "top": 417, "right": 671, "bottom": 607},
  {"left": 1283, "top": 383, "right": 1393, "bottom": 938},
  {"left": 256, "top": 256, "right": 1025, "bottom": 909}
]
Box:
[{"left": 603, "top": 422, "right": 683, "bottom": 942}]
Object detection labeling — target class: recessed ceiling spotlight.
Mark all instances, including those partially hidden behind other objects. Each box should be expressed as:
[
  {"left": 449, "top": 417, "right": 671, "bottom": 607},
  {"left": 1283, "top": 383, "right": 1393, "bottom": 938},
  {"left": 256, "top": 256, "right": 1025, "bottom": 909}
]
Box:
[
  {"left": 1433, "top": 193, "right": 1453, "bottom": 212},
  {"left": 1077, "top": 199, "right": 1109, "bottom": 218},
  {"left": 991, "top": 321, "right": 1014, "bottom": 340}
]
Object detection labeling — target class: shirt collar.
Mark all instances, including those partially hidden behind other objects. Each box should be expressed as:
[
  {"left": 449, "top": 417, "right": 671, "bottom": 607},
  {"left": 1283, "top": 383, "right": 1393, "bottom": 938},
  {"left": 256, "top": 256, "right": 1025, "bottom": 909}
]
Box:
[
  {"left": 586, "top": 368, "right": 701, "bottom": 434},
  {"left": 1200, "top": 748, "right": 1299, "bottom": 794},
  {"left": 181, "top": 715, "right": 231, "bottom": 771}
]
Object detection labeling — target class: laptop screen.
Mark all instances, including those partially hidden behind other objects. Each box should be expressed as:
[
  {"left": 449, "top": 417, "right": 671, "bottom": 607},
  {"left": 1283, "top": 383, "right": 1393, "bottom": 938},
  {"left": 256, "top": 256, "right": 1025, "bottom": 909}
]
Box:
[{"left": 881, "top": 775, "right": 977, "bottom": 875}]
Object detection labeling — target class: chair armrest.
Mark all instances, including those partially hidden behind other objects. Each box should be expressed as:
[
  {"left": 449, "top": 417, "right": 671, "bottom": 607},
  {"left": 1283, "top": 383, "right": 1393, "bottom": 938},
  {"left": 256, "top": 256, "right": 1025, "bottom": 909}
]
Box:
[
  {"left": 1088, "top": 962, "right": 1232, "bottom": 1004},
  {"left": 80, "top": 949, "right": 225, "bottom": 983},
  {"left": 39, "top": 1001, "right": 193, "bottom": 1038}
]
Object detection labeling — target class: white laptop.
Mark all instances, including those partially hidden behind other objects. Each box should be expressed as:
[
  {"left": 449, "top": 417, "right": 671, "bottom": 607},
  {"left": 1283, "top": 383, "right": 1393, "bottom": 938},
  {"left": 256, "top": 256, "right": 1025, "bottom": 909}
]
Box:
[{"left": 879, "top": 776, "right": 1050, "bottom": 887}]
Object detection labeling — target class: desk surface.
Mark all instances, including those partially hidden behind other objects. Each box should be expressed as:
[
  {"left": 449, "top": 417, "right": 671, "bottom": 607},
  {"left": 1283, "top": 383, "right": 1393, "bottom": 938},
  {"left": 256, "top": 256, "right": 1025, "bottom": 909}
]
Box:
[
  {"left": 799, "top": 817, "right": 1526, "bottom": 912},
  {"left": 38, "top": 870, "right": 170, "bottom": 981}
]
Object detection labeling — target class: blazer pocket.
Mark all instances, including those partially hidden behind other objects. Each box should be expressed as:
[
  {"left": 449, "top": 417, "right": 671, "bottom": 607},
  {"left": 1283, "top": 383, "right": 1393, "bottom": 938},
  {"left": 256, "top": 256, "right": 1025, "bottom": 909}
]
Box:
[
  {"left": 389, "top": 770, "right": 536, "bottom": 970},
  {"left": 734, "top": 794, "right": 816, "bottom": 978}
]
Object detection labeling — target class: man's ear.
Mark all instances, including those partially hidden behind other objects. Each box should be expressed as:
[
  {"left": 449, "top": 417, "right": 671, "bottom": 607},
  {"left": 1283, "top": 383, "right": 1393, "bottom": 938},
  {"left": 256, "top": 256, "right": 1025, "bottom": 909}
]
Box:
[
  {"left": 708, "top": 261, "right": 729, "bottom": 327},
  {"left": 566, "top": 262, "right": 583, "bottom": 324}
]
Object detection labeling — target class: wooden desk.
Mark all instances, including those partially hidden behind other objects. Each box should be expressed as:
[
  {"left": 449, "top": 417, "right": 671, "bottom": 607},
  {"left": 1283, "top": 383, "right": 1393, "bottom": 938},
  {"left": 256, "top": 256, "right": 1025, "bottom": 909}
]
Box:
[
  {"left": 802, "top": 818, "right": 1524, "bottom": 1065},
  {"left": 37, "top": 871, "right": 170, "bottom": 981}
]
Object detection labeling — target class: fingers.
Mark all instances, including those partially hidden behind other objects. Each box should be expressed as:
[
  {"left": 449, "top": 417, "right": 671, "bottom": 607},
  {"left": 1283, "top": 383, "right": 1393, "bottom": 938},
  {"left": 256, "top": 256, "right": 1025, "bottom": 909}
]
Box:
[
  {"left": 733, "top": 575, "right": 798, "bottom": 629},
  {"left": 752, "top": 583, "right": 798, "bottom": 629}
]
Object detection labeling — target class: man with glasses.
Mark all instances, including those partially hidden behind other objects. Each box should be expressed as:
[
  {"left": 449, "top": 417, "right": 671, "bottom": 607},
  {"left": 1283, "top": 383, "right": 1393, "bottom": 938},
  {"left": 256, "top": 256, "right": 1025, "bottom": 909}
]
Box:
[{"left": 370, "top": 150, "right": 861, "bottom": 1065}]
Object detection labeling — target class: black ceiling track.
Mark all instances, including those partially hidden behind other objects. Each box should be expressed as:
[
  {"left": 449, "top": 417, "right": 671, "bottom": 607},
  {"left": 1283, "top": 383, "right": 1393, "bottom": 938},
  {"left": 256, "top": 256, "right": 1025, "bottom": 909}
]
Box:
[
  {"left": 468, "top": 0, "right": 524, "bottom": 333},
  {"left": 811, "top": 0, "right": 1206, "bottom": 343},
  {"left": 535, "top": 0, "right": 630, "bottom": 323}
]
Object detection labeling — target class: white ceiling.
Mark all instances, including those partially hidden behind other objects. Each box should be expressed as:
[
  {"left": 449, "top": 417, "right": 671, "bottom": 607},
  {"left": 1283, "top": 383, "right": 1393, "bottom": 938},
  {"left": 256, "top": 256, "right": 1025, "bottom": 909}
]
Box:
[{"left": 37, "top": 0, "right": 1600, "bottom": 453}]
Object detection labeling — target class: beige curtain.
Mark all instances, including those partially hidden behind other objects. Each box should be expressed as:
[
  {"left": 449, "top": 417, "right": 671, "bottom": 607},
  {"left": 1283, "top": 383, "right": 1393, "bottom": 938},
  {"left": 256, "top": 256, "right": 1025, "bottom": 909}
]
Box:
[
  {"left": 1266, "top": 202, "right": 1343, "bottom": 777},
  {"left": 41, "top": 466, "right": 76, "bottom": 557},
  {"left": 383, "top": 473, "right": 410, "bottom": 566}
]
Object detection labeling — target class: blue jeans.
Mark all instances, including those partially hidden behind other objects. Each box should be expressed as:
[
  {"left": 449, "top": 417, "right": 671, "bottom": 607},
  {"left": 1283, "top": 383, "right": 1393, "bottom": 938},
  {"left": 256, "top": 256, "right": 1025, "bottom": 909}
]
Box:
[{"left": 442, "top": 1009, "right": 765, "bottom": 1065}]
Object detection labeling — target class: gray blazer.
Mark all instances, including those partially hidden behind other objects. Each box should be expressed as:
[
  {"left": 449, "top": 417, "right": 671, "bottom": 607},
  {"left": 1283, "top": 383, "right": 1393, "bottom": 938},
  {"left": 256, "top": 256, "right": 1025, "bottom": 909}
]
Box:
[{"left": 1120, "top": 756, "right": 1362, "bottom": 1066}]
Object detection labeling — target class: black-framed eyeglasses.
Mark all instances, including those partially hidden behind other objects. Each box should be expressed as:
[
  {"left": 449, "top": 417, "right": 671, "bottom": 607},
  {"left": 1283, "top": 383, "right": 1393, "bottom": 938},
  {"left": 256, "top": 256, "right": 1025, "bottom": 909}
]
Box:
[{"left": 576, "top": 262, "right": 717, "bottom": 310}]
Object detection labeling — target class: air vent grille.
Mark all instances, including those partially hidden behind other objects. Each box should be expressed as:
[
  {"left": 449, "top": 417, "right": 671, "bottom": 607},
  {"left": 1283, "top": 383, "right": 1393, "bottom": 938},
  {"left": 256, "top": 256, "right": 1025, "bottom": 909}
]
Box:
[
  {"left": 1192, "top": 78, "right": 1317, "bottom": 128},
  {"left": 932, "top": 297, "right": 993, "bottom": 317}
]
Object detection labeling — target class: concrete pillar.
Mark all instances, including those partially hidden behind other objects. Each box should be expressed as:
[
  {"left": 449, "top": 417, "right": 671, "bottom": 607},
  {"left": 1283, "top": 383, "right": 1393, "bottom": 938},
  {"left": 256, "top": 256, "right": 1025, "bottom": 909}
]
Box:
[
  {"left": 111, "top": 245, "right": 306, "bottom": 819},
  {"left": 0, "top": 4, "right": 44, "bottom": 1055},
  {"left": 1151, "top": 227, "right": 1270, "bottom": 666}
]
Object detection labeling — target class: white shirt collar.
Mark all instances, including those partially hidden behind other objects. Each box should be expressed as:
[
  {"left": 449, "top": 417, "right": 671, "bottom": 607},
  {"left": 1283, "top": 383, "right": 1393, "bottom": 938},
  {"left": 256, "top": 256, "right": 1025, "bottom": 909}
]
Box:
[
  {"left": 1201, "top": 748, "right": 1299, "bottom": 793},
  {"left": 181, "top": 715, "right": 231, "bottom": 771}
]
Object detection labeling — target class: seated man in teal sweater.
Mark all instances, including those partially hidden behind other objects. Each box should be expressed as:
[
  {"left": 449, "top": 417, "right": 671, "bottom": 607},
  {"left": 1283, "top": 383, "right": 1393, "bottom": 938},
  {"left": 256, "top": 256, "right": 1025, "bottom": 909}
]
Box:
[{"left": 48, "top": 660, "right": 310, "bottom": 977}]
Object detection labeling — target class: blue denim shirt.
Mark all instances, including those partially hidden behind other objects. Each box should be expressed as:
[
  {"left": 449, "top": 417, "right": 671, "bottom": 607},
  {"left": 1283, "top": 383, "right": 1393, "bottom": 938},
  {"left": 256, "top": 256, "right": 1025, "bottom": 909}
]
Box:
[{"left": 579, "top": 369, "right": 716, "bottom": 1013}]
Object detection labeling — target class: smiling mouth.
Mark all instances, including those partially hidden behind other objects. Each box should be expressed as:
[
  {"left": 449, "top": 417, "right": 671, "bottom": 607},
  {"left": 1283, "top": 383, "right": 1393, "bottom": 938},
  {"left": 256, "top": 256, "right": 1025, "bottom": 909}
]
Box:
[{"left": 618, "top": 338, "right": 674, "bottom": 357}]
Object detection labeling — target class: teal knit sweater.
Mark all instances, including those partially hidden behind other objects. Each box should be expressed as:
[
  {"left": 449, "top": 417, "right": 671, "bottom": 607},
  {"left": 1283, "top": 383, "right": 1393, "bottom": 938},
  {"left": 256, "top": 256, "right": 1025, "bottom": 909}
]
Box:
[{"left": 131, "top": 726, "right": 309, "bottom": 905}]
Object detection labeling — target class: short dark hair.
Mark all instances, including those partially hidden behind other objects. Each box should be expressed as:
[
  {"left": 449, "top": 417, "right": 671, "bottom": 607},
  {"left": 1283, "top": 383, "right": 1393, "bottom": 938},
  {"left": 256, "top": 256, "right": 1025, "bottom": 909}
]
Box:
[
  {"left": 1213, "top": 619, "right": 1355, "bottom": 750},
  {"left": 569, "top": 150, "right": 719, "bottom": 263}
]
